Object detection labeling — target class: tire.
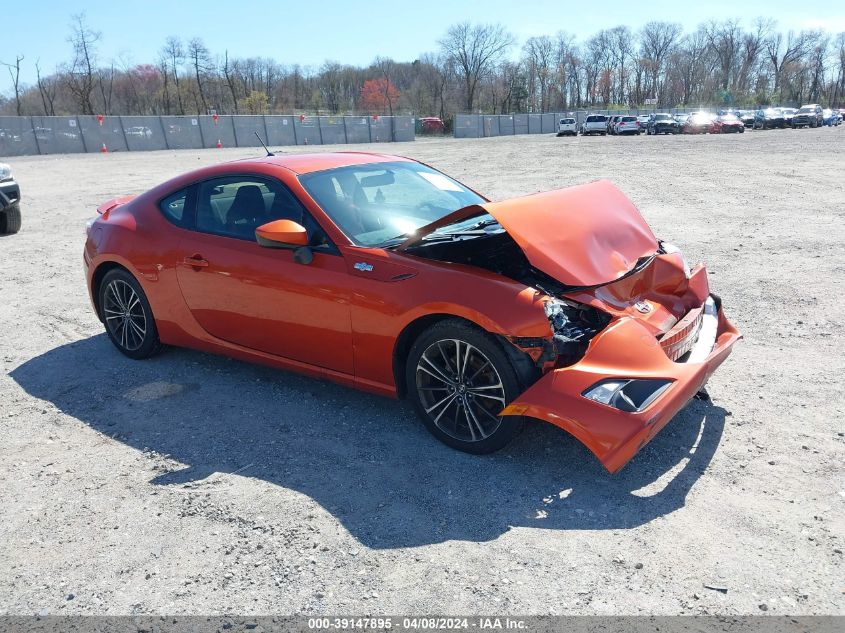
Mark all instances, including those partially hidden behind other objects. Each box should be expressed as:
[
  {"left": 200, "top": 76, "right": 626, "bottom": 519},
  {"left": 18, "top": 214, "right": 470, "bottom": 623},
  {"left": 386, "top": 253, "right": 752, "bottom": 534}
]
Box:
[
  {"left": 405, "top": 319, "right": 528, "bottom": 454},
  {"left": 0, "top": 204, "right": 21, "bottom": 234},
  {"left": 98, "top": 268, "right": 163, "bottom": 360}
]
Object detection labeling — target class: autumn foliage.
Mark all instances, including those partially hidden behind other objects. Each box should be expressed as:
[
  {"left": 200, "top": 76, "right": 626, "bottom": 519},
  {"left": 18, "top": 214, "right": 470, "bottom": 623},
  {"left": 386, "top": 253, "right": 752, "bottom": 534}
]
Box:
[{"left": 359, "top": 78, "right": 400, "bottom": 115}]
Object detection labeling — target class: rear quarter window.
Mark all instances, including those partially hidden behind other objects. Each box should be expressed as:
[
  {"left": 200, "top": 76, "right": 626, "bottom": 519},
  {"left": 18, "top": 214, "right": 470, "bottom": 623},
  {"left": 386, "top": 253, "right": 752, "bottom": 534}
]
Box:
[{"left": 159, "top": 189, "right": 188, "bottom": 226}]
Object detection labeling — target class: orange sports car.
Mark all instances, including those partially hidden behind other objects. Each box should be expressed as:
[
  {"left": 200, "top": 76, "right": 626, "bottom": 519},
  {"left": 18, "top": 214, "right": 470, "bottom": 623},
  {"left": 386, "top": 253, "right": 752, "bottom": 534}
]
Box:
[{"left": 83, "top": 152, "right": 740, "bottom": 473}]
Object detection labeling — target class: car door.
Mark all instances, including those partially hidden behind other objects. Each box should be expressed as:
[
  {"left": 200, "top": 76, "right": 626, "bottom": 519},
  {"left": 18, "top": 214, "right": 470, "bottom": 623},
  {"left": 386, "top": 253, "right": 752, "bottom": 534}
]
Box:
[{"left": 175, "top": 174, "right": 354, "bottom": 375}]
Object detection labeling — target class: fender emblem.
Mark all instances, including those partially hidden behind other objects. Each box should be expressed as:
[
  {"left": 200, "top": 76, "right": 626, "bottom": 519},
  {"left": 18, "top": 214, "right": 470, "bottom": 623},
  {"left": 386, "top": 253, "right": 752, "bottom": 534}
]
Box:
[
  {"left": 634, "top": 301, "right": 651, "bottom": 314},
  {"left": 354, "top": 262, "right": 374, "bottom": 272}
]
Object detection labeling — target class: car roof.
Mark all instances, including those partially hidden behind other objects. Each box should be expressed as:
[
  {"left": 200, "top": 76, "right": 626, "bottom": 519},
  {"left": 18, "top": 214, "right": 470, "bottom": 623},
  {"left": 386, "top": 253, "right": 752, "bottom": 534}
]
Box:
[{"left": 240, "top": 151, "right": 413, "bottom": 175}]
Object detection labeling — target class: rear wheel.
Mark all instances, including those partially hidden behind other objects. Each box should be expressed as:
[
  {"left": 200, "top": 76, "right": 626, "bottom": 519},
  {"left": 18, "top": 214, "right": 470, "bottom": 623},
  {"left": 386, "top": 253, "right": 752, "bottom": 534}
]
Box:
[
  {"left": 406, "top": 320, "right": 526, "bottom": 454},
  {"left": 0, "top": 204, "right": 21, "bottom": 234},
  {"left": 98, "top": 268, "right": 163, "bottom": 359}
]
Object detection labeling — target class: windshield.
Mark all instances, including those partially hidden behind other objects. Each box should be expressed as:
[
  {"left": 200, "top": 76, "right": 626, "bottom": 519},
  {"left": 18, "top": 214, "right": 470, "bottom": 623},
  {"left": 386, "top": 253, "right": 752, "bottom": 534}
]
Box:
[
  {"left": 298, "top": 161, "right": 485, "bottom": 247},
  {"left": 654, "top": 114, "right": 672, "bottom": 120}
]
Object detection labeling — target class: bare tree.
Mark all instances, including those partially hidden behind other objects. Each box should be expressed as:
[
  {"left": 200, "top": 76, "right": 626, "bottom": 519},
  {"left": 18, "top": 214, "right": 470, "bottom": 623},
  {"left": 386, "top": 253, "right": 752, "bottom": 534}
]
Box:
[
  {"left": 98, "top": 64, "right": 115, "bottom": 114},
  {"left": 187, "top": 38, "right": 211, "bottom": 114},
  {"left": 766, "top": 28, "right": 821, "bottom": 98},
  {"left": 706, "top": 20, "right": 743, "bottom": 92},
  {"left": 223, "top": 50, "right": 240, "bottom": 113},
  {"left": 523, "top": 35, "right": 554, "bottom": 111},
  {"left": 640, "top": 22, "right": 682, "bottom": 102},
  {"left": 35, "top": 61, "right": 57, "bottom": 115},
  {"left": 373, "top": 56, "right": 397, "bottom": 115},
  {"left": 64, "top": 14, "right": 100, "bottom": 114},
  {"left": 439, "top": 22, "right": 514, "bottom": 111},
  {"left": 1, "top": 54, "right": 24, "bottom": 115},
  {"left": 161, "top": 37, "right": 185, "bottom": 114}
]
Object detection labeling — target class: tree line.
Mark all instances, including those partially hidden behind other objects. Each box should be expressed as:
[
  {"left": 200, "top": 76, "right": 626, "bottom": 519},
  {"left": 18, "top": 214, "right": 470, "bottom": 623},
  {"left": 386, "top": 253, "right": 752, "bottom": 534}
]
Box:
[{"left": 2, "top": 15, "right": 844, "bottom": 121}]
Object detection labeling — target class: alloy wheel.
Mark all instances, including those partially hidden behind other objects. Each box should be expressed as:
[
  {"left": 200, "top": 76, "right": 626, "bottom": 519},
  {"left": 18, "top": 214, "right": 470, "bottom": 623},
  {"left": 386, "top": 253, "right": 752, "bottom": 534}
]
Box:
[
  {"left": 103, "top": 279, "right": 147, "bottom": 351},
  {"left": 415, "top": 338, "right": 507, "bottom": 443}
]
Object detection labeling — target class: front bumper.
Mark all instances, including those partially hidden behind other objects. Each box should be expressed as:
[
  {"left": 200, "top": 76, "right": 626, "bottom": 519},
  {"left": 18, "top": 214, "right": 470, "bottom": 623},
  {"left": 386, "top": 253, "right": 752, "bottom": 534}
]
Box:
[
  {"left": 501, "top": 295, "right": 740, "bottom": 473},
  {"left": 0, "top": 179, "right": 20, "bottom": 211}
]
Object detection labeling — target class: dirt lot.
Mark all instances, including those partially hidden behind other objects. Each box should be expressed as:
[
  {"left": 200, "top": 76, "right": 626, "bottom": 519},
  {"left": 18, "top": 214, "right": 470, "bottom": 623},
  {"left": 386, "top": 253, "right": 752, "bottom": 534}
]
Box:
[{"left": 1, "top": 128, "right": 843, "bottom": 616}]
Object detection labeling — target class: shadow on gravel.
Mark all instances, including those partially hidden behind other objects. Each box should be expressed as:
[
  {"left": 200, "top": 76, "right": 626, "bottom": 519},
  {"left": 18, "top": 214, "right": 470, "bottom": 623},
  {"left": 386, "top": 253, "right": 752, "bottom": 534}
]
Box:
[{"left": 11, "top": 335, "right": 726, "bottom": 549}]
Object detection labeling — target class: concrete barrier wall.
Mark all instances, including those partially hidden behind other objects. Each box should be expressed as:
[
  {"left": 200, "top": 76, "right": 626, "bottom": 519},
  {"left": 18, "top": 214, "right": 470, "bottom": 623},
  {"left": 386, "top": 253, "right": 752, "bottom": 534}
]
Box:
[{"left": 0, "top": 115, "right": 415, "bottom": 157}]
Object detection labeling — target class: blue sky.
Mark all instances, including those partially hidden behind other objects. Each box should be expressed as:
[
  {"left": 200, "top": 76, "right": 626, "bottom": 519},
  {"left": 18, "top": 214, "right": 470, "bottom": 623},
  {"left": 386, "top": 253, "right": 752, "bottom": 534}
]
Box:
[{"left": 2, "top": 0, "right": 842, "bottom": 89}]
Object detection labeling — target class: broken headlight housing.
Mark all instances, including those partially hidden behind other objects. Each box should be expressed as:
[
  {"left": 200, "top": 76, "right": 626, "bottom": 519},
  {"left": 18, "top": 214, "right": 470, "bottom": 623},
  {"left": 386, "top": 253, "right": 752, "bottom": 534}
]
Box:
[
  {"left": 544, "top": 299, "right": 611, "bottom": 366},
  {"left": 659, "top": 241, "right": 690, "bottom": 278}
]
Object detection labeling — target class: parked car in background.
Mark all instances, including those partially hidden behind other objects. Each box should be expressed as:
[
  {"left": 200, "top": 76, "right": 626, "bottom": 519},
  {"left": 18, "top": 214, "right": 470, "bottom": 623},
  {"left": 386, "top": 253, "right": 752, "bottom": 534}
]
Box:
[
  {"left": 0, "top": 162, "right": 21, "bottom": 234},
  {"left": 822, "top": 109, "right": 841, "bottom": 126},
  {"left": 673, "top": 113, "right": 689, "bottom": 127},
  {"left": 557, "top": 117, "right": 578, "bottom": 136},
  {"left": 682, "top": 112, "right": 715, "bottom": 134},
  {"left": 581, "top": 114, "right": 608, "bottom": 135},
  {"left": 614, "top": 115, "right": 642, "bottom": 135},
  {"left": 753, "top": 108, "right": 785, "bottom": 129},
  {"left": 419, "top": 117, "right": 446, "bottom": 134},
  {"left": 738, "top": 110, "right": 756, "bottom": 127},
  {"left": 607, "top": 115, "right": 623, "bottom": 134},
  {"left": 780, "top": 108, "right": 798, "bottom": 127},
  {"left": 712, "top": 113, "right": 745, "bottom": 134},
  {"left": 791, "top": 104, "right": 823, "bottom": 128},
  {"left": 646, "top": 113, "right": 680, "bottom": 135},
  {"left": 637, "top": 115, "right": 651, "bottom": 128},
  {"left": 82, "top": 151, "right": 740, "bottom": 470}
]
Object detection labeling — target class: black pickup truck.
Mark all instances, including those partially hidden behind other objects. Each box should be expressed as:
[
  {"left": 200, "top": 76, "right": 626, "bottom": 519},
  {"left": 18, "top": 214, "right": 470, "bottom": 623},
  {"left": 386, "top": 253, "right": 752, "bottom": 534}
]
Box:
[{"left": 0, "top": 162, "right": 21, "bottom": 234}]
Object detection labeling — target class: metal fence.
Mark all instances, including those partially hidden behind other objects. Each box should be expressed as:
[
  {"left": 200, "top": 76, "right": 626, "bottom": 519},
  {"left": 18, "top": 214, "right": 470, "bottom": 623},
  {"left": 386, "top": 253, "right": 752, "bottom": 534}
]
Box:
[
  {"left": 0, "top": 114, "right": 415, "bottom": 157},
  {"left": 454, "top": 108, "right": 705, "bottom": 138}
]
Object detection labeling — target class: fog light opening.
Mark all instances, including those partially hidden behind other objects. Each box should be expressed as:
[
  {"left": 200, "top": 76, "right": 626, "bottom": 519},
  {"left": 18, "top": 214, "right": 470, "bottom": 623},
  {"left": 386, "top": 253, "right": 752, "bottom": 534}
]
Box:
[{"left": 582, "top": 379, "right": 672, "bottom": 412}]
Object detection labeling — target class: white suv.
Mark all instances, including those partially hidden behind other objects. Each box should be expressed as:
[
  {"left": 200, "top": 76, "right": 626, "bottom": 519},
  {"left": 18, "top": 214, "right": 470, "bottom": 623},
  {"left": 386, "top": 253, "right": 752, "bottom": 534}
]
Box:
[
  {"left": 614, "top": 115, "right": 642, "bottom": 135},
  {"left": 557, "top": 117, "right": 577, "bottom": 136},
  {"left": 581, "top": 114, "right": 608, "bottom": 136}
]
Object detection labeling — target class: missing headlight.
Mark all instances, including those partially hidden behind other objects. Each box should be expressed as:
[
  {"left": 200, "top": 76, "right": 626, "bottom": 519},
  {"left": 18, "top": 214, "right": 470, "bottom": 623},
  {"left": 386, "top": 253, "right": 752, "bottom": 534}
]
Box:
[
  {"left": 582, "top": 378, "right": 673, "bottom": 412},
  {"left": 544, "top": 299, "right": 611, "bottom": 366}
]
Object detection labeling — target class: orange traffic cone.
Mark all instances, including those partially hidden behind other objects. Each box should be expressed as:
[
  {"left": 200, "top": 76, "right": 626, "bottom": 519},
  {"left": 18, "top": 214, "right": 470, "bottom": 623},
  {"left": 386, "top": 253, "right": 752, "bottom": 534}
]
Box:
[
  {"left": 100, "top": 143, "right": 108, "bottom": 153},
  {"left": 216, "top": 139, "right": 222, "bottom": 148}
]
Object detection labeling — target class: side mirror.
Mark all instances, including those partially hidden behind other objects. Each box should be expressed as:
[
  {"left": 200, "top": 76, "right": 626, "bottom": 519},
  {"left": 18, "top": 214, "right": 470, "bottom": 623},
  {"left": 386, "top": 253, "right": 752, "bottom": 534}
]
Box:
[{"left": 256, "top": 219, "right": 309, "bottom": 249}]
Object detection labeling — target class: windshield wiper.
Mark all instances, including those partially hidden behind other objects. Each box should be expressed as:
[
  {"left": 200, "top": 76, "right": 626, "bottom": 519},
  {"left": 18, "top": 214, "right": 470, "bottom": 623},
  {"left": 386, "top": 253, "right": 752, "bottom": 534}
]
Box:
[{"left": 381, "top": 217, "right": 501, "bottom": 249}]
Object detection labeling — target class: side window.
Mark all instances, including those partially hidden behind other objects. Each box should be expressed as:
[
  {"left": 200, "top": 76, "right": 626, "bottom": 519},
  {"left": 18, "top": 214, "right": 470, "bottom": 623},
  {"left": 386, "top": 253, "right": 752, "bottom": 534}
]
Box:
[
  {"left": 159, "top": 189, "right": 188, "bottom": 226},
  {"left": 194, "top": 175, "right": 333, "bottom": 250}
]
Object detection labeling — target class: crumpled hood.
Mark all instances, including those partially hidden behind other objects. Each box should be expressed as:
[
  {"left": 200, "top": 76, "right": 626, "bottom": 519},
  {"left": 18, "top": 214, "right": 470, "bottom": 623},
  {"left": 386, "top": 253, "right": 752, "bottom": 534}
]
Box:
[{"left": 404, "top": 180, "right": 658, "bottom": 287}]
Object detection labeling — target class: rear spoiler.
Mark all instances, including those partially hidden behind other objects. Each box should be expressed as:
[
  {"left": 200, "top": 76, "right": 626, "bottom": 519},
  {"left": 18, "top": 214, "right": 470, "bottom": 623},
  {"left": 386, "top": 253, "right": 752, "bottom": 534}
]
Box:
[{"left": 97, "top": 194, "right": 136, "bottom": 215}]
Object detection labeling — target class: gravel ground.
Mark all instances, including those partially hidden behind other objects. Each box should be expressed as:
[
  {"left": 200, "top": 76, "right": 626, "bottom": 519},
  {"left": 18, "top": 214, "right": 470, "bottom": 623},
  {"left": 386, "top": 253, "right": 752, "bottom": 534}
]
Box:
[{"left": 0, "top": 128, "right": 843, "bottom": 616}]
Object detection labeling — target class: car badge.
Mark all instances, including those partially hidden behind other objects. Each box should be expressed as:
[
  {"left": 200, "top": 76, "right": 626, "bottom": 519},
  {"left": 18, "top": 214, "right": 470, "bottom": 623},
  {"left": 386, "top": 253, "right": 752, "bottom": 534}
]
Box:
[
  {"left": 634, "top": 301, "right": 651, "bottom": 314},
  {"left": 354, "top": 262, "right": 374, "bottom": 272}
]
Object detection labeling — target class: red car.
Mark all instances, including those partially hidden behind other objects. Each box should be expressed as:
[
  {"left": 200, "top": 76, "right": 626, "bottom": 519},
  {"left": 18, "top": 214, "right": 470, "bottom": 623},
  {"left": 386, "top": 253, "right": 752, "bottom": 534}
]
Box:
[
  {"left": 712, "top": 114, "right": 745, "bottom": 134},
  {"left": 419, "top": 117, "right": 446, "bottom": 134},
  {"left": 84, "top": 152, "right": 740, "bottom": 473},
  {"left": 682, "top": 112, "right": 715, "bottom": 134}
]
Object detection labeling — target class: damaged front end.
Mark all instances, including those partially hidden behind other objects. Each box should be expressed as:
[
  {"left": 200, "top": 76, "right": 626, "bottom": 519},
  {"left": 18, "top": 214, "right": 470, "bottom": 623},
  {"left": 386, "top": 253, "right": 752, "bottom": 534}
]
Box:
[{"left": 399, "top": 180, "right": 741, "bottom": 473}]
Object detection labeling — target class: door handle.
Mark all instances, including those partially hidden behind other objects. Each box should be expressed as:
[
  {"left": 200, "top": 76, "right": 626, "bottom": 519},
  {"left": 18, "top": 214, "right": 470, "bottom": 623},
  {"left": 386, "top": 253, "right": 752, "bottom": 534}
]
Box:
[{"left": 183, "top": 254, "right": 209, "bottom": 268}]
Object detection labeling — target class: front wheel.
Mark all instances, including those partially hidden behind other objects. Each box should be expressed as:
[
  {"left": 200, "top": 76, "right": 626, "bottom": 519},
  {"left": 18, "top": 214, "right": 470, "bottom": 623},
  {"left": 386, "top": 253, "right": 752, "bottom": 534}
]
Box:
[
  {"left": 0, "top": 204, "right": 21, "bottom": 234},
  {"left": 406, "top": 320, "right": 526, "bottom": 454},
  {"left": 98, "top": 268, "right": 163, "bottom": 359}
]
